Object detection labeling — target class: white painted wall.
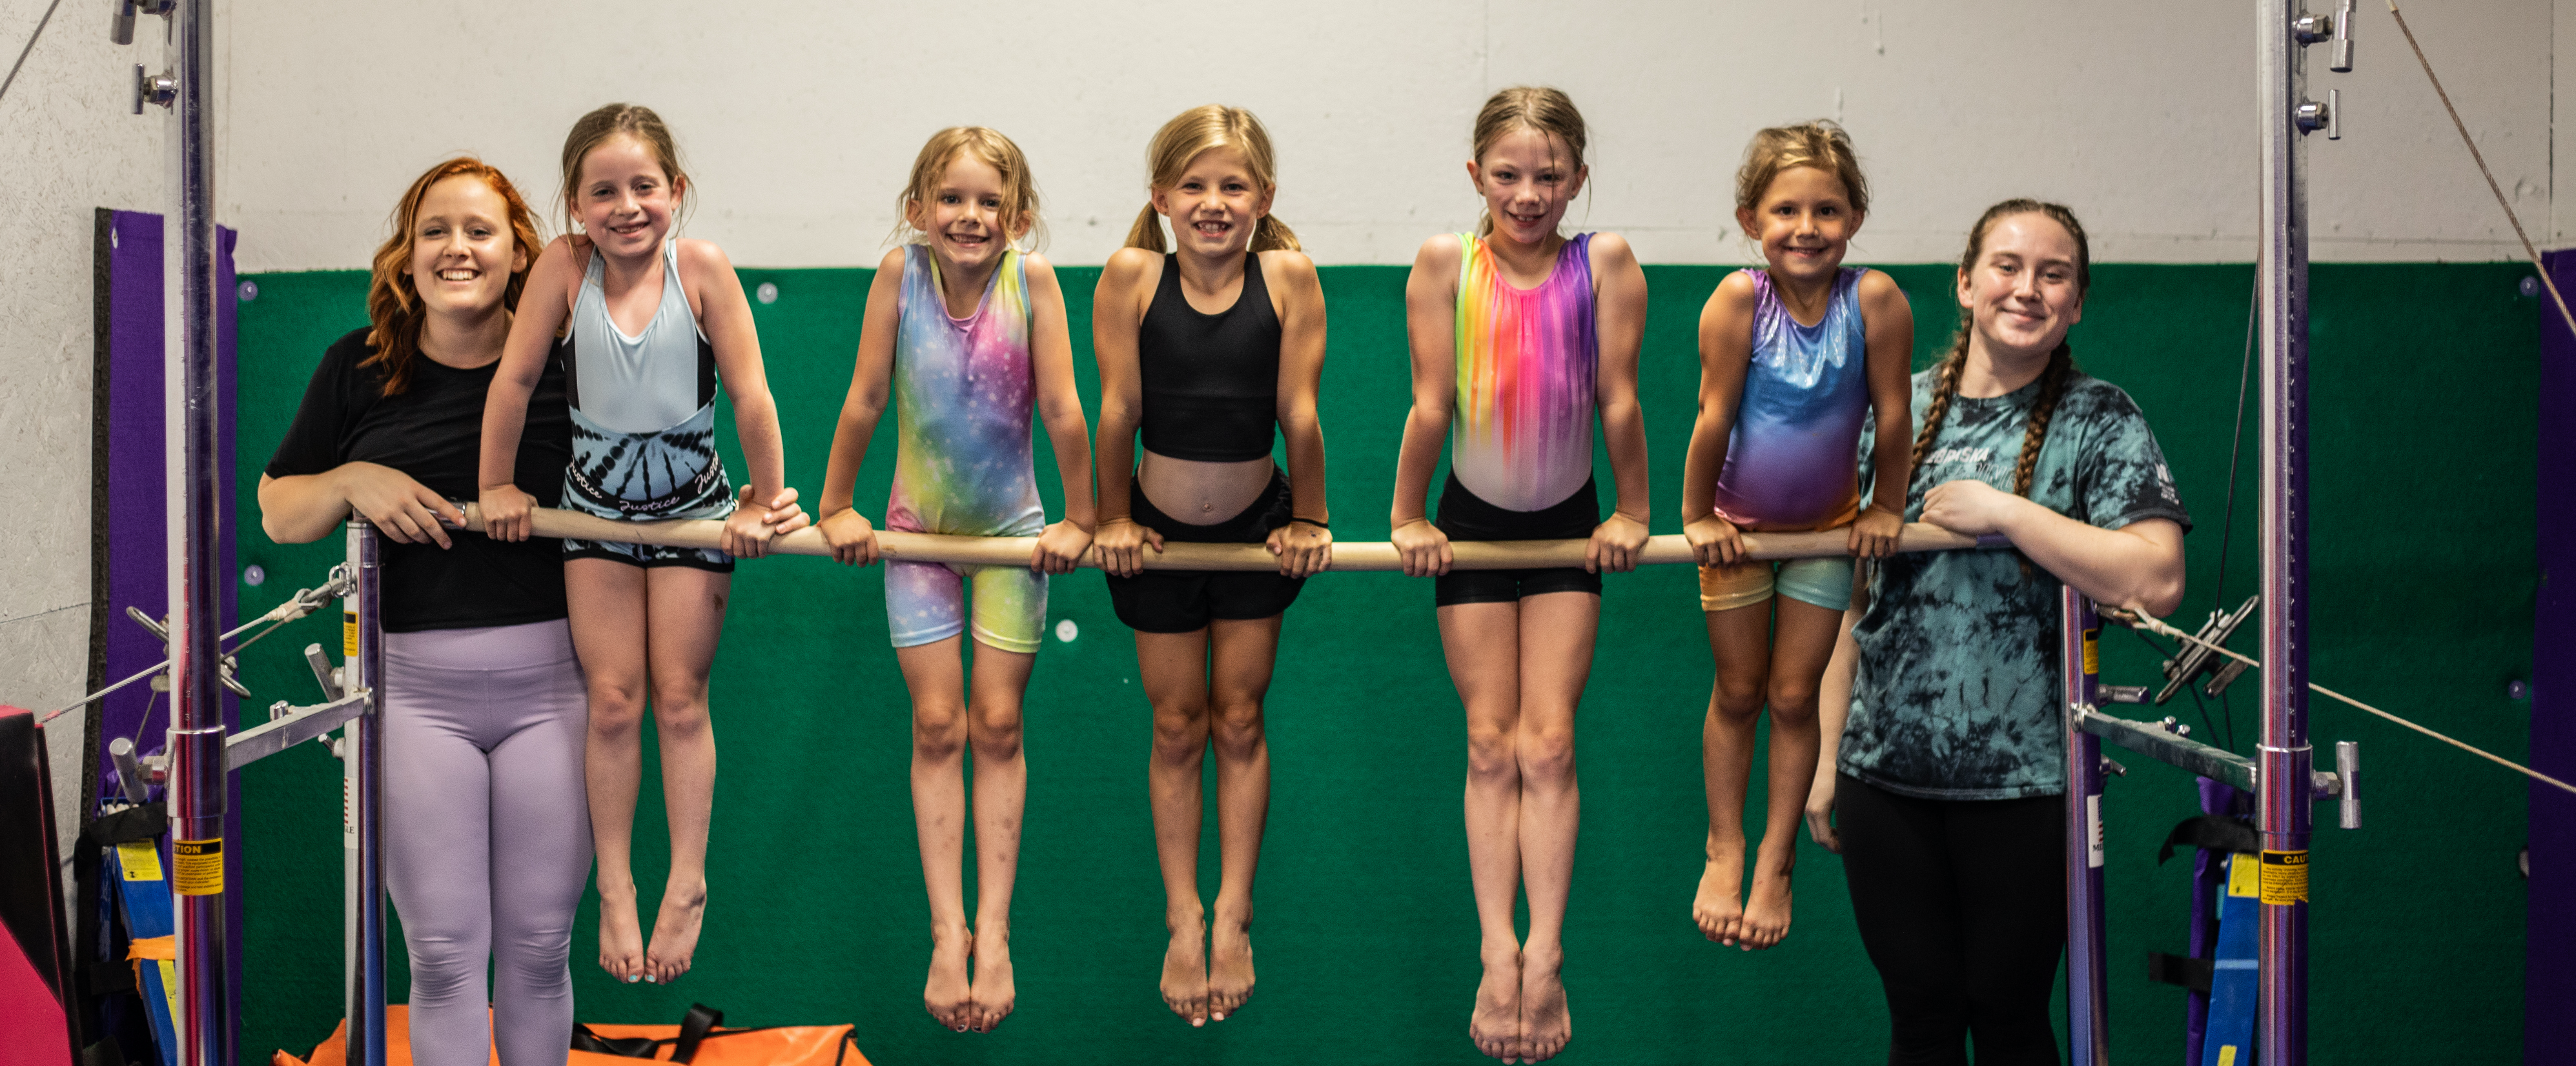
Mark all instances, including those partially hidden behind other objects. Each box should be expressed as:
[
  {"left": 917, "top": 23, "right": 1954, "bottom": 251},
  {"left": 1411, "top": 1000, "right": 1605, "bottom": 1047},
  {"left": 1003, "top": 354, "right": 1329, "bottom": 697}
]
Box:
[
  {"left": 215, "top": 0, "right": 2559, "bottom": 271},
  {"left": 0, "top": 0, "right": 174, "bottom": 890}
]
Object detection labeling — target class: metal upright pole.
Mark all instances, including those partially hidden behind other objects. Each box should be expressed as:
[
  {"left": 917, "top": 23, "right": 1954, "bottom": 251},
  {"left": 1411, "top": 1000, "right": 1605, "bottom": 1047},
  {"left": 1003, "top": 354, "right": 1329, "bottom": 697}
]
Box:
[
  {"left": 165, "top": 0, "right": 229, "bottom": 1063},
  {"left": 343, "top": 521, "right": 387, "bottom": 1066},
  {"left": 2062, "top": 588, "right": 2110, "bottom": 1065},
  {"left": 2257, "top": 1, "right": 2314, "bottom": 1062}
]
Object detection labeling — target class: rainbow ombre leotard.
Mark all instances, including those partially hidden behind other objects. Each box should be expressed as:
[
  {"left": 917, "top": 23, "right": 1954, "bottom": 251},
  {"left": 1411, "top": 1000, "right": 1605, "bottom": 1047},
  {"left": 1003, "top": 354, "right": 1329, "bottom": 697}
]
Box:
[
  {"left": 886, "top": 244, "right": 1044, "bottom": 538},
  {"left": 1711, "top": 267, "right": 1871, "bottom": 531},
  {"left": 1450, "top": 231, "right": 1598, "bottom": 512}
]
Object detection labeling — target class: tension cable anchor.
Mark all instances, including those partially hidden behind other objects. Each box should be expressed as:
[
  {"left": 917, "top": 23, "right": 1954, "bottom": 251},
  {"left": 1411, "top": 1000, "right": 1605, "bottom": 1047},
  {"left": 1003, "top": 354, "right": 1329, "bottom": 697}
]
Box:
[{"left": 2139, "top": 594, "right": 2258, "bottom": 706}]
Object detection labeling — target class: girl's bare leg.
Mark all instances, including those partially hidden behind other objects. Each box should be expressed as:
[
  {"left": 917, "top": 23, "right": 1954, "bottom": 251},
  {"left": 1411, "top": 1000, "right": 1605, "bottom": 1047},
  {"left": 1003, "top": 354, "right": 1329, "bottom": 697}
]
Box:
[
  {"left": 894, "top": 637, "right": 975, "bottom": 1031},
  {"left": 1511, "top": 591, "right": 1597, "bottom": 1064},
  {"left": 1697, "top": 601, "right": 1775, "bottom": 946},
  {"left": 566, "top": 559, "right": 651, "bottom": 983},
  {"left": 1204, "top": 614, "right": 1280, "bottom": 1021},
  {"left": 1440, "top": 600, "right": 1527, "bottom": 1063},
  {"left": 1738, "top": 597, "right": 1840, "bottom": 950},
  {"left": 1137, "top": 628, "right": 1214, "bottom": 1026},
  {"left": 964, "top": 641, "right": 1035, "bottom": 1033},
  {"left": 638, "top": 565, "right": 728, "bottom": 984}
]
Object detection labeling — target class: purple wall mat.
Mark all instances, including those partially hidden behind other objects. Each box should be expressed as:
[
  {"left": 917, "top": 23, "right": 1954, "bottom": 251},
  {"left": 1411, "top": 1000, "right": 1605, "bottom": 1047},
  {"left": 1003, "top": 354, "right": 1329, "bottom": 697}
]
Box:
[
  {"left": 96, "top": 211, "right": 239, "bottom": 1051},
  {"left": 2534, "top": 249, "right": 2573, "bottom": 1066}
]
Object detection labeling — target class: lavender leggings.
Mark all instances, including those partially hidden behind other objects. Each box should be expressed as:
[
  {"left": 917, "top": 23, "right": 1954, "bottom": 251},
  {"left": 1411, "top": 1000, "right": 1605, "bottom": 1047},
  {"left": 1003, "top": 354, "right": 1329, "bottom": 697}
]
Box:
[{"left": 383, "top": 619, "right": 593, "bottom": 1066}]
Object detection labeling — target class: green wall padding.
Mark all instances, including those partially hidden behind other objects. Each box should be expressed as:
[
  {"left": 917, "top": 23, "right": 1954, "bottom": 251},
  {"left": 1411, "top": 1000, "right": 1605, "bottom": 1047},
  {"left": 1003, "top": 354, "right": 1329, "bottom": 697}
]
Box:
[{"left": 229, "top": 261, "right": 2535, "bottom": 1064}]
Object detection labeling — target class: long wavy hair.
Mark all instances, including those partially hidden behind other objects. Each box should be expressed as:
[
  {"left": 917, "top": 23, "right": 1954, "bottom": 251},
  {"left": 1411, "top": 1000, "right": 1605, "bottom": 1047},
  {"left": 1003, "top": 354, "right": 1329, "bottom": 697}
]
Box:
[{"left": 361, "top": 157, "right": 543, "bottom": 395}]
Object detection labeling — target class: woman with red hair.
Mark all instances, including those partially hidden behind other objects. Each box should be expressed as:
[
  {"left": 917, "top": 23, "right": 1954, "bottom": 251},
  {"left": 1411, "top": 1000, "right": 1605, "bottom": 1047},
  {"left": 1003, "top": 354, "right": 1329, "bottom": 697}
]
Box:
[{"left": 258, "top": 157, "right": 592, "bottom": 1066}]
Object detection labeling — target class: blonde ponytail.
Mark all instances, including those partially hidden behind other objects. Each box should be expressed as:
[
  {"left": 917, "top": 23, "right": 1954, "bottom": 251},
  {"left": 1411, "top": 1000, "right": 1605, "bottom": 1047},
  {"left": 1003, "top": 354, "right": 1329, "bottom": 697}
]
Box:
[
  {"left": 1251, "top": 215, "right": 1300, "bottom": 253},
  {"left": 1125, "top": 204, "right": 1168, "bottom": 252}
]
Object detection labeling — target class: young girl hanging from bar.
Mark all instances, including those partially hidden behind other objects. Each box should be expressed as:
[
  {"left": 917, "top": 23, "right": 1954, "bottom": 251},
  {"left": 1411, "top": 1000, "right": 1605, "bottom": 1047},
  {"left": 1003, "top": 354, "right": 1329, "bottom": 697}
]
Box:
[
  {"left": 1390, "top": 86, "right": 1649, "bottom": 1064},
  {"left": 812, "top": 126, "right": 1095, "bottom": 1035},
  {"left": 1680, "top": 122, "right": 1913, "bottom": 951},
  {"left": 479, "top": 103, "right": 806, "bottom": 986},
  {"left": 1091, "top": 104, "right": 1330, "bottom": 1028}
]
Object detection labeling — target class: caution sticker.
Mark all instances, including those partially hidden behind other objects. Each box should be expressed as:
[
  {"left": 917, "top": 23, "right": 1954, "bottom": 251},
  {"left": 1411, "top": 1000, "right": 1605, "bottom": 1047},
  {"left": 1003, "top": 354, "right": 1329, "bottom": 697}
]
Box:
[
  {"left": 2260, "top": 849, "right": 2308, "bottom": 905},
  {"left": 172, "top": 838, "right": 223, "bottom": 896},
  {"left": 116, "top": 840, "right": 162, "bottom": 882},
  {"left": 343, "top": 609, "right": 358, "bottom": 656},
  {"left": 2082, "top": 628, "right": 2099, "bottom": 676},
  {"left": 2085, "top": 795, "right": 2104, "bottom": 868}
]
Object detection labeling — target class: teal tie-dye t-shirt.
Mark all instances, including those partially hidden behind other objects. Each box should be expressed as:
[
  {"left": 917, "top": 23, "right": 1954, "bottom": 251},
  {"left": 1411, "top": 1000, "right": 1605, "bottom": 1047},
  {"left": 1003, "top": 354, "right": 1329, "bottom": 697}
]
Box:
[{"left": 1840, "top": 369, "right": 2190, "bottom": 801}]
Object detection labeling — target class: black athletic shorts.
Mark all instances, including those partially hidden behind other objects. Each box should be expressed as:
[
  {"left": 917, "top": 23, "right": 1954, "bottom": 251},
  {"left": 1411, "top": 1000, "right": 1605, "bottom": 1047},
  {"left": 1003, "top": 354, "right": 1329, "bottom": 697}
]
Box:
[
  {"left": 1105, "top": 469, "right": 1306, "bottom": 633},
  {"left": 1432, "top": 473, "right": 1603, "bottom": 607}
]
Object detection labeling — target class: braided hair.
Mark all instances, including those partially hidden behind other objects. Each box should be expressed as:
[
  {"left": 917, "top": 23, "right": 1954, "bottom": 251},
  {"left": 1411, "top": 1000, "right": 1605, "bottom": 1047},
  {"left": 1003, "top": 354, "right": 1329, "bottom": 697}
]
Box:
[{"left": 1910, "top": 199, "right": 2093, "bottom": 497}]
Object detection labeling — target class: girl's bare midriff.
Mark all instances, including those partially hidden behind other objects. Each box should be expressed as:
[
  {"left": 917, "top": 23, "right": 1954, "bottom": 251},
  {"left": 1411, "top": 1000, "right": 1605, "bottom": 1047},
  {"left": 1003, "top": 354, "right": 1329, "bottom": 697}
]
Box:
[{"left": 1138, "top": 449, "right": 1272, "bottom": 526}]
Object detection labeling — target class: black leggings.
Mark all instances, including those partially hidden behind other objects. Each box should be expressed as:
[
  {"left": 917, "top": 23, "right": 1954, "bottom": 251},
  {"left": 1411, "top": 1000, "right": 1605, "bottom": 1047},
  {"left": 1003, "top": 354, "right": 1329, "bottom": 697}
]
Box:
[{"left": 1837, "top": 773, "right": 2066, "bottom": 1066}]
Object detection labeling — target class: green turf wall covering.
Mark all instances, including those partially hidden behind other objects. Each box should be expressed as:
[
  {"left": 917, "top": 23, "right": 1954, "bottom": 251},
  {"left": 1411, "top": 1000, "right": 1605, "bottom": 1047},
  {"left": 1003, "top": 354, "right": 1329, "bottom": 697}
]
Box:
[{"left": 229, "top": 261, "right": 2535, "bottom": 1064}]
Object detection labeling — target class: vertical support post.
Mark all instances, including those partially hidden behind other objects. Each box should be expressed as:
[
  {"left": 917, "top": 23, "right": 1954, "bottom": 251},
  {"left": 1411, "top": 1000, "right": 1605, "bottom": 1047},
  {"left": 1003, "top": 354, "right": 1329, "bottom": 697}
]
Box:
[
  {"left": 343, "top": 521, "right": 387, "bottom": 1066},
  {"left": 2062, "top": 587, "right": 2110, "bottom": 1065},
  {"left": 2257, "top": 1, "right": 2314, "bottom": 1063},
  {"left": 165, "top": 0, "right": 228, "bottom": 1064}
]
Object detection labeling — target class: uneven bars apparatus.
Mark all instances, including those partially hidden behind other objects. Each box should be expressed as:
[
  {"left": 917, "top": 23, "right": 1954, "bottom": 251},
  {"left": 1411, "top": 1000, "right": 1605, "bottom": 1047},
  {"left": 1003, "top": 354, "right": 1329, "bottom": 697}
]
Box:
[{"left": 2054, "top": 5, "right": 2361, "bottom": 1064}]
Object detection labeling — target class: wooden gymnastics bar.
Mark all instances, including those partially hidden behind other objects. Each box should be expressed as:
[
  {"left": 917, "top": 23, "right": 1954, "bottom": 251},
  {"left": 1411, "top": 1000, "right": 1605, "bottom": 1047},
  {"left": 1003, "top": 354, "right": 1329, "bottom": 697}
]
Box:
[{"left": 461, "top": 504, "right": 1997, "bottom": 571}]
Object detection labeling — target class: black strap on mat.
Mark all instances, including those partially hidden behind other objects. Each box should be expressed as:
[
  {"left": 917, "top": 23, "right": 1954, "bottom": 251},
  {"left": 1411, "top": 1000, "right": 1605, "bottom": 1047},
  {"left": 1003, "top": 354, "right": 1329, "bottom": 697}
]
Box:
[
  {"left": 2157, "top": 814, "right": 2259, "bottom": 864},
  {"left": 572, "top": 1004, "right": 789, "bottom": 1061},
  {"left": 2147, "top": 951, "right": 2216, "bottom": 993}
]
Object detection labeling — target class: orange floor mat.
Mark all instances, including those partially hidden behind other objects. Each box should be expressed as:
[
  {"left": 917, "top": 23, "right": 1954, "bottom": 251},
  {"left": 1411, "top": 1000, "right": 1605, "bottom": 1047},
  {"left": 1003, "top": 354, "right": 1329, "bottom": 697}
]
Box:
[{"left": 274, "top": 1007, "right": 868, "bottom": 1066}]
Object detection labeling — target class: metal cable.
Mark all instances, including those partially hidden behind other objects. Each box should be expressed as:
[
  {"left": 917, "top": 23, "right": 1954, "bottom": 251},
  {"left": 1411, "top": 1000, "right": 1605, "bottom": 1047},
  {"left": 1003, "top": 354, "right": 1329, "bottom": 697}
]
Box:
[
  {"left": 0, "top": 0, "right": 61, "bottom": 109},
  {"left": 2112, "top": 607, "right": 2576, "bottom": 795}
]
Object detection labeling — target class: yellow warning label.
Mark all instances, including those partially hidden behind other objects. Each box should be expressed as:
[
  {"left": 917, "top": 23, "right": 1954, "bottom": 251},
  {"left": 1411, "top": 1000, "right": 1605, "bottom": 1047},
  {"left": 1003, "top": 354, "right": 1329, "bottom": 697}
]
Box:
[
  {"left": 2260, "top": 849, "right": 2308, "bottom": 905},
  {"left": 2216, "top": 1044, "right": 2239, "bottom": 1066},
  {"left": 2227, "top": 852, "right": 2260, "bottom": 898},
  {"left": 2082, "top": 628, "right": 2099, "bottom": 676},
  {"left": 172, "top": 838, "right": 223, "bottom": 896},
  {"left": 116, "top": 840, "right": 162, "bottom": 882},
  {"left": 157, "top": 959, "right": 178, "bottom": 1022},
  {"left": 343, "top": 610, "right": 358, "bottom": 656}
]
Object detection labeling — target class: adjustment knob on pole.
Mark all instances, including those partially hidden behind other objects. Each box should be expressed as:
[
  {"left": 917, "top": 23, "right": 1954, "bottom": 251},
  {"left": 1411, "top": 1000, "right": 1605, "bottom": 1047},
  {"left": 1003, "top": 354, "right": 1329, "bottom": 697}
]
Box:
[
  {"left": 2331, "top": 0, "right": 2357, "bottom": 71},
  {"left": 2336, "top": 740, "right": 2361, "bottom": 829}
]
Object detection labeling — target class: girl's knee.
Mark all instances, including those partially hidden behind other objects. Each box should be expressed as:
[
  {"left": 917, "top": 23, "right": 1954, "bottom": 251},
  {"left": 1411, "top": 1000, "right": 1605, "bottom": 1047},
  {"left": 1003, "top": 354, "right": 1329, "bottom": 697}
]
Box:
[
  {"left": 1765, "top": 680, "right": 1821, "bottom": 726},
  {"left": 968, "top": 701, "right": 1024, "bottom": 761},
  {"left": 1210, "top": 698, "right": 1264, "bottom": 753},
  {"left": 1711, "top": 673, "right": 1767, "bottom": 723},
  {"left": 1517, "top": 722, "right": 1577, "bottom": 782},
  {"left": 913, "top": 706, "right": 967, "bottom": 760},
  {"left": 1465, "top": 722, "right": 1519, "bottom": 782}
]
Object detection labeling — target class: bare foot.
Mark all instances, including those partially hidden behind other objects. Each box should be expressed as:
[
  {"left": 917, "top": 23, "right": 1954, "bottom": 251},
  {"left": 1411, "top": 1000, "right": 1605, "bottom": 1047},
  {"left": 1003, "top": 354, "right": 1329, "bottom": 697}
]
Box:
[
  {"left": 1693, "top": 839, "right": 1747, "bottom": 946},
  {"left": 1159, "top": 915, "right": 1208, "bottom": 1027},
  {"left": 924, "top": 924, "right": 973, "bottom": 1031},
  {"left": 643, "top": 880, "right": 705, "bottom": 984},
  {"left": 1740, "top": 851, "right": 1795, "bottom": 950},
  {"left": 1469, "top": 944, "right": 1521, "bottom": 1062},
  {"left": 968, "top": 925, "right": 1015, "bottom": 1033},
  {"left": 1207, "top": 913, "right": 1255, "bottom": 1022},
  {"left": 1519, "top": 944, "right": 1570, "bottom": 1063},
  {"left": 596, "top": 880, "right": 647, "bottom": 983}
]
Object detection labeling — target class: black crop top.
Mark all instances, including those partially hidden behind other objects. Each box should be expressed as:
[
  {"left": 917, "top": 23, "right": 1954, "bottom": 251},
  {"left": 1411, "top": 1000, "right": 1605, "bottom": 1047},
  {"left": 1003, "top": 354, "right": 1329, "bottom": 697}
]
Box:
[{"left": 1138, "top": 252, "right": 1282, "bottom": 462}]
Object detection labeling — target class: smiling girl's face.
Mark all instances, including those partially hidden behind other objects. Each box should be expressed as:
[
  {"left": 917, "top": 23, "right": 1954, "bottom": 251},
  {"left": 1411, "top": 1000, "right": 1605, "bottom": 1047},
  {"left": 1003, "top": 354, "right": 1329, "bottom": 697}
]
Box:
[
  {"left": 1740, "top": 165, "right": 1860, "bottom": 287},
  {"left": 1959, "top": 211, "right": 2087, "bottom": 361},
  {"left": 408, "top": 174, "right": 523, "bottom": 321},
  {"left": 1469, "top": 127, "right": 1587, "bottom": 248},
  {"left": 907, "top": 151, "right": 1022, "bottom": 275},
  {"left": 1152, "top": 144, "right": 1271, "bottom": 259},
  {"left": 575, "top": 134, "right": 682, "bottom": 262}
]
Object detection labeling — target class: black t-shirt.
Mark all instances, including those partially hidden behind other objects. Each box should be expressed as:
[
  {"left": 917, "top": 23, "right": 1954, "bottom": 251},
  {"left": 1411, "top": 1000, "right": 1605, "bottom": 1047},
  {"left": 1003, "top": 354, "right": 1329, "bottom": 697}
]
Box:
[{"left": 265, "top": 328, "right": 573, "bottom": 633}]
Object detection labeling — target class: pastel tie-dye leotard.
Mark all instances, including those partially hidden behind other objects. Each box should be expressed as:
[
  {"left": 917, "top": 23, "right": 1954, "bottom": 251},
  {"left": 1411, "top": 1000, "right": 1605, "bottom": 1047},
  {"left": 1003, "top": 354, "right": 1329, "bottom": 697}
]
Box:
[
  {"left": 1449, "top": 232, "right": 1598, "bottom": 513},
  {"left": 1711, "top": 267, "right": 1869, "bottom": 530},
  {"left": 882, "top": 245, "right": 1048, "bottom": 653}
]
